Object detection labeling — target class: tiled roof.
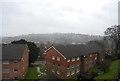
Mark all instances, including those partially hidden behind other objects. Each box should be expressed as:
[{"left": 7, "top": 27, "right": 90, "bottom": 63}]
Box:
[
  {"left": 2, "top": 44, "right": 27, "bottom": 60},
  {"left": 54, "top": 44, "right": 103, "bottom": 59}
]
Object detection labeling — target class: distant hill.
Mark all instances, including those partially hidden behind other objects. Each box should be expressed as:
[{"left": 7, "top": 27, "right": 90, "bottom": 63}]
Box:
[{"left": 2, "top": 33, "right": 103, "bottom": 45}]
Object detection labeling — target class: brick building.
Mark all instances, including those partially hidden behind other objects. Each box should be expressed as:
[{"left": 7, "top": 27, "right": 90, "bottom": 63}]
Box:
[
  {"left": 45, "top": 44, "right": 105, "bottom": 79},
  {"left": 2, "top": 44, "right": 29, "bottom": 80}
]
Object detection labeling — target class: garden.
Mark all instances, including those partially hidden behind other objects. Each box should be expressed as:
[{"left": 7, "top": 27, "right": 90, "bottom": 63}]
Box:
[{"left": 25, "top": 65, "right": 47, "bottom": 80}]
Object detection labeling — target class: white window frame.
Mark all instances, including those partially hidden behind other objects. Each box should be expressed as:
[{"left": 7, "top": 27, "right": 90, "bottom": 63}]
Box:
[
  {"left": 95, "top": 57, "right": 97, "bottom": 60},
  {"left": 52, "top": 56, "right": 55, "bottom": 60},
  {"left": 3, "top": 60, "right": 9, "bottom": 64},
  {"left": 2, "top": 69, "right": 9, "bottom": 73},
  {"left": 76, "top": 57, "right": 80, "bottom": 60},
  {"left": 71, "top": 70, "right": 75, "bottom": 75},
  {"left": 67, "top": 72, "right": 70, "bottom": 76},
  {"left": 76, "top": 68, "right": 80, "bottom": 73},
  {"left": 72, "top": 58, "right": 75, "bottom": 62},
  {"left": 57, "top": 57, "right": 60, "bottom": 61},
  {"left": 67, "top": 59, "right": 70, "bottom": 62},
  {"left": 52, "top": 69, "right": 55, "bottom": 73},
  {"left": 57, "top": 70, "right": 60, "bottom": 75}
]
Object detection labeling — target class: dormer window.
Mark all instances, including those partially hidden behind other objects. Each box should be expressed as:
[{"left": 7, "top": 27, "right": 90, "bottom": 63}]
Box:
[
  {"left": 72, "top": 58, "right": 75, "bottom": 62},
  {"left": 52, "top": 56, "right": 55, "bottom": 60},
  {"left": 76, "top": 57, "right": 80, "bottom": 60},
  {"left": 57, "top": 57, "right": 60, "bottom": 61},
  {"left": 67, "top": 59, "right": 70, "bottom": 62}
]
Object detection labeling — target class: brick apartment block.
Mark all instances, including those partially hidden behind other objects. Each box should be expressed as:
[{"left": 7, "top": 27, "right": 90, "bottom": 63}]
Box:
[
  {"left": 45, "top": 44, "right": 105, "bottom": 79},
  {"left": 2, "top": 44, "right": 29, "bottom": 80}
]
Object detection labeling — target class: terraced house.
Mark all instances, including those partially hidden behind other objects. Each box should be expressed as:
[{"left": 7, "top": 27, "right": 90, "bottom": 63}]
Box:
[
  {"left": 2, "top": 44, "right": 29, "bottom": 80},
  {"left": 45, "top": 44, "right": 105, "bottom": 79}
]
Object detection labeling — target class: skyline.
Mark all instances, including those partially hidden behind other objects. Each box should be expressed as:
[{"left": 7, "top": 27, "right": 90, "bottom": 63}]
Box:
[{"left": 1, "top": 0, "right": 119, "bottom": 37}]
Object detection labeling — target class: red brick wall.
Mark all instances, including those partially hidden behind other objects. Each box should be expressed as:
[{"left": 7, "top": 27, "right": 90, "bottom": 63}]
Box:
[
  {"left": 97, "top": 53, "right": 105, "bottom": 63},
  {"left": 46, "top": 47, "right": 81, "bottom": 79},
  {"left": 2, "top": 47, "right": 29, "bottom": 79},
  {"left": 46, "top": 47, "right": 80, "bottom": 66},
  {"left": 81, "top": 54, "right": 97, "bottom": 72},
  {"left": 45, "top": 47, "right": 102, "bottom": 79}
]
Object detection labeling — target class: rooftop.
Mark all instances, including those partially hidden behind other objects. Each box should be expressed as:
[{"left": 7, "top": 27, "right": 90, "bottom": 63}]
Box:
[
  {"left": 53, "top": 43, "right": 103, "bottom": 59},
  {"left": 2, "top": 44, "right": 27, "bottom": 60}
]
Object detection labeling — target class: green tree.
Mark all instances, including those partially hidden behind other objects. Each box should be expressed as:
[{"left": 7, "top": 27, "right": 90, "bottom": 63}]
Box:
[
  {"left": 104, "top": 25, "right": 120, "bottom": 56},
  {"left": 11, "top": 39, "right": 40, "bottom": 65}
]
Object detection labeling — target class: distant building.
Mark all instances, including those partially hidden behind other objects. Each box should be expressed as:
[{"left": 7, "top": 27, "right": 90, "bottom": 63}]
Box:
[
  {"left": 45, "top": 44, "right": 105, "bottom": 79},
  {"left": 2, "top": 44, "right": 29, "bottom": 80}
]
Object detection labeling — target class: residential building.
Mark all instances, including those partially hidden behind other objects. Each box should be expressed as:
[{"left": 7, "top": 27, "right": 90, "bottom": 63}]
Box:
[
  {"left": 45, "top": 44, "right": 105, "bottom": 79},
  {"left": 2, "top": 44, "right": 29, "bottom": 80}
]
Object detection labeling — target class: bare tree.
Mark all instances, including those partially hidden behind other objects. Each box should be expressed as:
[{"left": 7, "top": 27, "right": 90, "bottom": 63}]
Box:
[{"left": 104, "top": 25, "right": 120, "bottom": 55}]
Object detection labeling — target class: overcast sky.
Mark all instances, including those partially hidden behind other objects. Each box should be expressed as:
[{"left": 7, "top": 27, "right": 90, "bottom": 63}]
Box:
[{"left": 1, "top": 0, "right": 119, "bottom": 37}]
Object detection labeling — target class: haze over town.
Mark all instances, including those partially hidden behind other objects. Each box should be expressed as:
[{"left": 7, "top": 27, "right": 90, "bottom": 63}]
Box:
[{"left": 1, "top": 0, "right": 118, "bottom": 37}]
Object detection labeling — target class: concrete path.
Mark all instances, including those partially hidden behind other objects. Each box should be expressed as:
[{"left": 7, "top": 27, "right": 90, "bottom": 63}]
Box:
[{"left": 36, "top": 67, "right": 46, "bottom": 76}]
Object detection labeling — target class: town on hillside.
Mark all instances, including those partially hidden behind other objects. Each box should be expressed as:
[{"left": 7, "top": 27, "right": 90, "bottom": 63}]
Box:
[
  {"left": 1, "top": 24, "right": 120, "bottom": 81},
  {"left": 1, "top": 0, "right": 120, "bottom": 81}
]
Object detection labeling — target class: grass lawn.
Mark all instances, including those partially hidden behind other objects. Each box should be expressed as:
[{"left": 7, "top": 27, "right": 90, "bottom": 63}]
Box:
[
  {"left": 25, "top": 65, "right": 46, "bottom": 80},
  {"left": 66, "top": 76, "right": 77, "bottom": 81},
  {"left": 95, "top": 60, "right": 120, "bottom": 79},
  {"left": 88, "top": 67, "right": 104, "bottom": 75}
]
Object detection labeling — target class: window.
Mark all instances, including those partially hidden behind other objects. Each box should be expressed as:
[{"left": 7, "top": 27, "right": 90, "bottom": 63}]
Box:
[
  {"left": 71, "top": 64, "right": 74, "bottom": 68},
  {"left": 102, "top": 58, "right": 104, "bottom": 61},
  {"left": 58, "top": 64, "right": 60, "bottom": 66},
  {"left": 76, "top": 57, "right": 80, "bottom": 60},
  {"left": 57, "top": 57, "right": 60, "bottom": 61},
  {"left": 2, "top": 78, "right": 10, "bottom": 79},
  {"left": 85, "top": 60, "right": 87, "bottom": 63},
  {"left": 76, "top": 63, "right": 80, "bottom": 67},
  {"left": 22, "top": 58, "right": 24, "bottom": 61},
  {"left": 57, "top": 70, "right": 60, "bottom": 74},
  {"left": 72, "top": 58, "right": 75, "bottom": 62},
  {"left": 71, "top": 70, "right": 75, "bottom": 75},
  {"left": 3, "top": 60, "right": 9, "bottom": 64},
  {"left": 95, "top": 57, "right": 97, "bottom": 60},
  {"left": 14, "top": 77, "right": 18, "bottom": 80},
  {"left": 52, "top": 69, "right": 55, "bottom": 73},
  {"left": 14, "top": 69, "right": 18, "bottom": 73},
  {"left": 67, "top": 72, "right": 70, "bottom": 76},
  {"left": 90, "top": 55, "right": 92, "bottom": 57},
  {"left": 67, "top": 59, "right": 70, "bottom": 62},
  {"left": 53, "top": 63, "right": 55, "bottom": 65},
  {"left": 2, "top": 69, "right": 9, "bottom": 73},
  {"left": 52, "top": 56, "right": 55, "bottom": 60},
  {"left": 67, "top": 65, "right": 70, "bottom": 69},
  {"left": 76, "top": 68, "right": 80, "bottom": 73},
  {"left": 14, "top": 60, "right": 18, "bottom": 64}
]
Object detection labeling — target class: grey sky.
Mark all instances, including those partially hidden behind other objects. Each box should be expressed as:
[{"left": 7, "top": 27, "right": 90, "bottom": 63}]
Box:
[{"left": 1, "top": 0, "right": 119, "bottom": 37}]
